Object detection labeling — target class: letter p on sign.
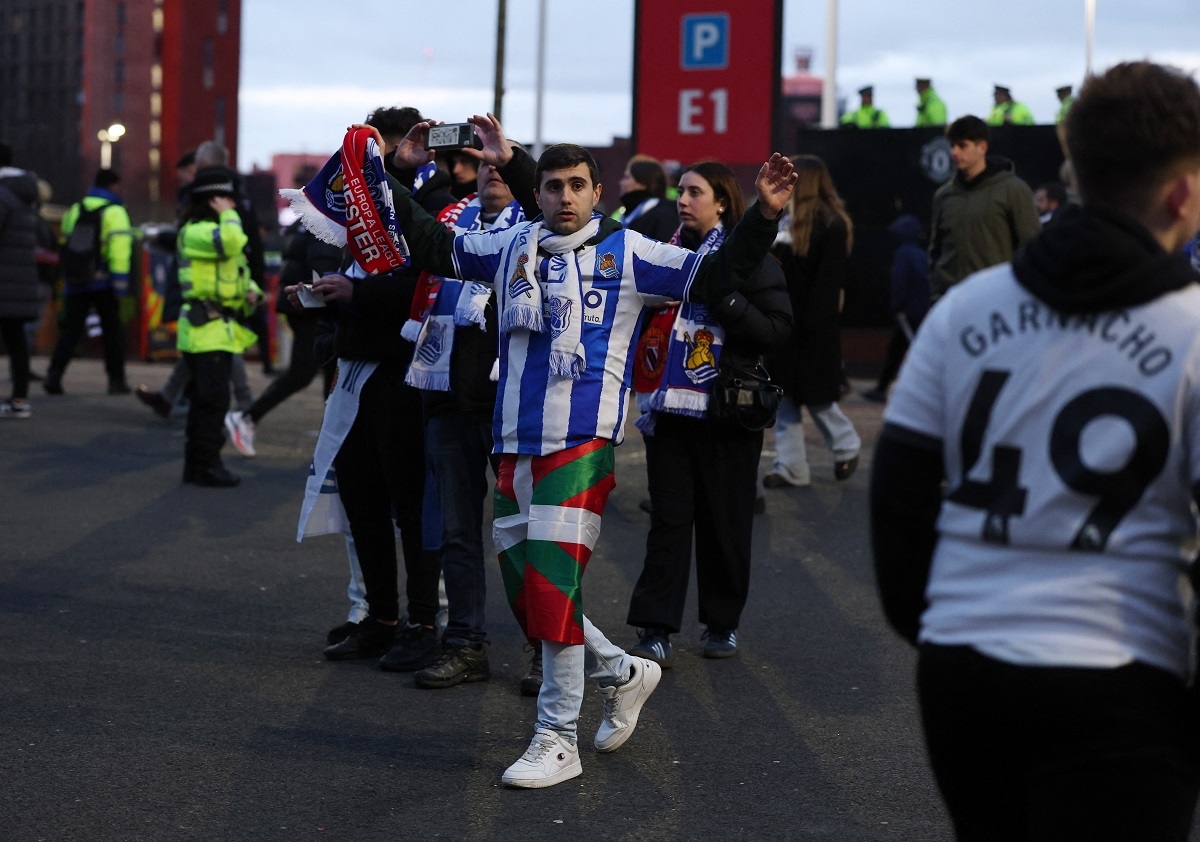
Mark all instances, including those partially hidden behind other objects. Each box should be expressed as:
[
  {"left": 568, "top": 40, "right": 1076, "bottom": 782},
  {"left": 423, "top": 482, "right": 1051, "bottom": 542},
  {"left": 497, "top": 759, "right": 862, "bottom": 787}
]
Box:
[{"left": 681, "top": 14, "right": 729, "bottom": 70}]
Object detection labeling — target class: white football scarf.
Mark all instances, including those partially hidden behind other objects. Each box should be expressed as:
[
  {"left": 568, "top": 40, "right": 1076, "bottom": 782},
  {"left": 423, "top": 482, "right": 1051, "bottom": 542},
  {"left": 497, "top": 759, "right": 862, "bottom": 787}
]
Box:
[
  {"left": 500, "top": 215, "right": 601, "bottom": 380},
  {"left": 405, "top": 199, "right": 525, "bottom": 390}
]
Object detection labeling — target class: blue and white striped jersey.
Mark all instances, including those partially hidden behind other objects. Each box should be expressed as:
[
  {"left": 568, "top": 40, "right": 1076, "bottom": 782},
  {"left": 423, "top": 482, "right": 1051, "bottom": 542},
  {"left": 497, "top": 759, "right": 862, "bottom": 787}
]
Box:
[{"left": 451, "top": 222, "right": 702, "bottom": 455}]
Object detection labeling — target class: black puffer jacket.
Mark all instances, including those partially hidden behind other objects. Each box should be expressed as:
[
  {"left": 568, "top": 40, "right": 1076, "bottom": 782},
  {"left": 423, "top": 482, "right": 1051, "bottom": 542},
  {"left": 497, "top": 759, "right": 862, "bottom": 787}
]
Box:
[{"left": 0, "top": 167, "right": 41, "bottom": 320}]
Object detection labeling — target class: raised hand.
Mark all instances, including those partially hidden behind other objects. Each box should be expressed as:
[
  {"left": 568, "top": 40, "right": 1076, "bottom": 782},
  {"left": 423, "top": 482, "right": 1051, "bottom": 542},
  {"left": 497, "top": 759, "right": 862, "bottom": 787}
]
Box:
[
  {"left": 391, "top": 121, "right": 436, "bottom": 170},
  {"left": 462, "top": 113, "right": 514, "bottom": 168},
  {"left": 755, "top": 153, "right": 798, "bottom": 219}
]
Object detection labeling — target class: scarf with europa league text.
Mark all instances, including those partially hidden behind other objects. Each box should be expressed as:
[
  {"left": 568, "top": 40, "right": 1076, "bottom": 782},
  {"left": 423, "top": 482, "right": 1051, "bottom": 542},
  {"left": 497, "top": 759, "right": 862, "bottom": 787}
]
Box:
[{"left": 280, "top": 128, "right": 409, "bottom": 275}]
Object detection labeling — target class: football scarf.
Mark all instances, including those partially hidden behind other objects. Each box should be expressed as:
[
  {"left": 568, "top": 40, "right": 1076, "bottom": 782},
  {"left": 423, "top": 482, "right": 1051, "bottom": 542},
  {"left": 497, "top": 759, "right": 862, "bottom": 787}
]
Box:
[
  {"left": 279, "top": 128, "right": 409, "bottom": 275},
  {"left": 297, "top": 358, "right": 378, "bottom": 540},
  {"left": 404, "top": 198, "right": 525, "bottom": 390},
  {"left": 401, "top": 195, "right": 525, "bottom": 340},
  {"left": 500, "top": 215, "right": 600, "bottom": 380},
  {"left": 634, "top": 224, "right": 727, "bottom": 432}
]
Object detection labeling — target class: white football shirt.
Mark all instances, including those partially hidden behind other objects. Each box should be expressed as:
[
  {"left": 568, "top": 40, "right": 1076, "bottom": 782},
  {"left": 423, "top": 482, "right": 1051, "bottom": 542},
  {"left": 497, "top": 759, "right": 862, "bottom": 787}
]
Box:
[{"left": 886, "top": 264, "right": 1200, "bottom": 677}]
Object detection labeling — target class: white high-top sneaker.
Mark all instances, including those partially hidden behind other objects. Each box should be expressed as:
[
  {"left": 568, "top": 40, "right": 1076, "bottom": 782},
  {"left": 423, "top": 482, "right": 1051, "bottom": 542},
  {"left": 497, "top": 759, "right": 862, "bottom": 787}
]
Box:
[
  {"left": 501, "top": 728, "right": 582, "bottom": 788},
  {"left": 594, "top": 656, "right": 662, "bottom": 753}
]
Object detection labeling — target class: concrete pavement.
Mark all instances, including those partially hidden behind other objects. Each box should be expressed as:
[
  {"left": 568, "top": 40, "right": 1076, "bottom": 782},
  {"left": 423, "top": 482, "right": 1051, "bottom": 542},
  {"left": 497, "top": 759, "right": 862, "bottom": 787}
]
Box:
[{"left": 0, "top": 356, "right": 955, "bottom": 841}]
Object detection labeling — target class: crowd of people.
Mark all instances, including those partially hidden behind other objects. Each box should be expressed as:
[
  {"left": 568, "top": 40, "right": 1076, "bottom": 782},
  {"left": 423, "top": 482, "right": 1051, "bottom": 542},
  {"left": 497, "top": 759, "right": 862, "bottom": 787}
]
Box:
[{"left": 5, "top": 56, "right": 1200, "bottom": 835}]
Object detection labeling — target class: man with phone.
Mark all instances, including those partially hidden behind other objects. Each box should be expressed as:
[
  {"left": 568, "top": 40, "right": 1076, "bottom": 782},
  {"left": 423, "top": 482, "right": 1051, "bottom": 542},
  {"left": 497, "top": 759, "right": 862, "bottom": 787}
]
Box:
[{"left": 372, "top": 113, "right": 796, "bottom": 788}]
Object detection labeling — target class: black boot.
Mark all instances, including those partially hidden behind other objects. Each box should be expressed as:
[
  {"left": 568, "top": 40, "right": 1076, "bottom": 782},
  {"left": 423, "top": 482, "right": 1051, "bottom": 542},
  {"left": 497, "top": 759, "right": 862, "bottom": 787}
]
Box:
[{"left": 43, "top": 369, "right": 63, "bottom": 395}]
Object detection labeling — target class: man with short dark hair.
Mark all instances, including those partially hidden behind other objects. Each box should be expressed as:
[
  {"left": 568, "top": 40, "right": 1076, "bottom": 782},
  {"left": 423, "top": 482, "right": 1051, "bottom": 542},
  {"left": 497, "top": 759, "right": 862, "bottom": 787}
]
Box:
[
  {"left": 928, "top": 115, "right": 1040, "bottom": 298},
  {"left": 872, "top": 61, "right": 1200, "bottom": 839},
  {"left": 44, "top": 169, "right": 133, "bottom": 395},
  {"left": 381, "top": 114, "right": 796, "bottom": 788}
]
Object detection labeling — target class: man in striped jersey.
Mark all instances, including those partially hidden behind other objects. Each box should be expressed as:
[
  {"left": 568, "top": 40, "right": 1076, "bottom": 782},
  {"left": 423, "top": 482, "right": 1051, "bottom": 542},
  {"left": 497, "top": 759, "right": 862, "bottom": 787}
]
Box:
[{"left": 386, "top": 115, "right": 797, "bottom": 787}]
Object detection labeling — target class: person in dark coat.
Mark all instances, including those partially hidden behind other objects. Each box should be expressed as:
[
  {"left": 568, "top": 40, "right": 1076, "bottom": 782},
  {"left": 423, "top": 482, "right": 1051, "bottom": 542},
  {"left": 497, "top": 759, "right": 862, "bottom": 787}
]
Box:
[
  {"left": 617, "top": 155, "right": 680, "bottom": 243},
  {"left": 862, "top": 214, "right": 930, "bottom": 402},
  {"left": 626, "top": 160, "right": 792, "bottom": 665},
  {"left": 0, "top": 143, "right": 43, "bottom": 417},
  {"left": 764, "top": 155, "right": 861, "bottom": 487}
]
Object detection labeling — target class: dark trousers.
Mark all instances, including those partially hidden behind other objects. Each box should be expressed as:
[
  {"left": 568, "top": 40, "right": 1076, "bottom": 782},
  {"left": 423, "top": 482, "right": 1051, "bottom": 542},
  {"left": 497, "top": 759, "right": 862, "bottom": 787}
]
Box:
[
  {"left": 627, "top": 414, "right": 762, "bottom": 634},
  {"left": 48, "top": 289, "right": 126, "bottom": 384},
  {"left": 875, "top": 315, "right": 922, "bottom": 391},
  {"left": 182, "top": 351, "right": 232, "bottom": 472},
  {"left": 426, "top": 409, "right": 498, "bottom": 644},
  {"left": 0, "top": 317, "right": 31, "bottom": 400},
  {"left": 247, "top": 316, "right": 321, "bottom": 424},
  {"left": 918, "top": 643, "right": 1200, "bottom": 842},
  {"left": 334, "top": 363, "right": 437, "bottom": 625}
]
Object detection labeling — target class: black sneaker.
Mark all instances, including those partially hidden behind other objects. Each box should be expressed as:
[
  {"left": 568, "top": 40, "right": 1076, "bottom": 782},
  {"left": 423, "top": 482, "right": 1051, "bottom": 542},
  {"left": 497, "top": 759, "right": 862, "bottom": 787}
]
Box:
[
  {"left": 379, "top": 620, "right": 440, "bottom": 672},
  {"left": 628, "top": 627, "right": 674, "bottom": 668},
  {"left": 414, "top": 641, "right": 490, "bottom": 689},
  {"left": 327, "top": 620, "right": 359, "bottom": 645},
  {"left": 701, "top": 627, "right": 739, "bottom": 659},
  {"left": 324, "top": 618, "right": 397, "bottom": 660},
  {"left": 520, "top": 645, "right": 543, "bottom": 697}
]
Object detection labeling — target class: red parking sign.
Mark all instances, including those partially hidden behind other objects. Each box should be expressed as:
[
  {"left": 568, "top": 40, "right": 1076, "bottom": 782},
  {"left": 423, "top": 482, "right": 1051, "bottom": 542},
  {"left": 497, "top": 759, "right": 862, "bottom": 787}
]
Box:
[{"left": 633, "top": 0, "right": 782, "bottom": 165}]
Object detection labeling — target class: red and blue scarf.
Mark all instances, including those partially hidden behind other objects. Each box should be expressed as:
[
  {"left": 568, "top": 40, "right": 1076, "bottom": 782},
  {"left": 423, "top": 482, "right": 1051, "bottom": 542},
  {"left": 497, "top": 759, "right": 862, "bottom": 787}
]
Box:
[{"left": 279, "top": 128, "right": 409, "bottom": 275}]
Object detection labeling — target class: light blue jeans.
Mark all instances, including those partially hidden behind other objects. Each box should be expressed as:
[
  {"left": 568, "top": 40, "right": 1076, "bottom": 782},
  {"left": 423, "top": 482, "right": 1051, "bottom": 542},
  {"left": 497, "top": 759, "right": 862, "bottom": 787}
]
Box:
[
  {"left": 772, "top": 401, "right": 861, "bottom": 485},
  {"left": 537, "top": 615, "right": 633, "bottom": 742}
]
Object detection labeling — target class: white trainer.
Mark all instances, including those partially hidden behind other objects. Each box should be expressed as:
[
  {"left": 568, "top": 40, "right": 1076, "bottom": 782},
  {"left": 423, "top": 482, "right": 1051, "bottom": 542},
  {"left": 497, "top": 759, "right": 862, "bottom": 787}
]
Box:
[
  {"left": 224, "top": 411, "right": 256, "bottom": 458},
  {"left": 501, "top": 728, "right": 582, "bottom": 789},
  {"left": 595, "top": 656, "right": 662, "bottom": 753}
]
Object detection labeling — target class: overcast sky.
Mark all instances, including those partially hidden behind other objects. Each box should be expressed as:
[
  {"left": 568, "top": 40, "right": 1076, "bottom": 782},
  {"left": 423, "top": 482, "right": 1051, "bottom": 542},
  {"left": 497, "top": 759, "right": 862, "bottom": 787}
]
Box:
[{"left": 238, "top": 0, "right": 1200, "bottom": 170}]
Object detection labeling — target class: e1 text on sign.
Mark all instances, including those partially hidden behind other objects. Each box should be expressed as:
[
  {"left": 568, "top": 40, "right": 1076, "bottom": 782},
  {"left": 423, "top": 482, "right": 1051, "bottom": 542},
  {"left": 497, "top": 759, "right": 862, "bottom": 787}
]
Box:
[{"left": 634, "top": 1, "right": 780, "bottom": 165}]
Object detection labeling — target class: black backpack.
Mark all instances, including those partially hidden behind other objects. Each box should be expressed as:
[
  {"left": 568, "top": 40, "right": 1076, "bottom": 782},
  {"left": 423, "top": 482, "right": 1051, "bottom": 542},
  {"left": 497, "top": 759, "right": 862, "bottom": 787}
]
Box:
[{"left": 60, "top": 203, "right": 107, "bottom": 285}]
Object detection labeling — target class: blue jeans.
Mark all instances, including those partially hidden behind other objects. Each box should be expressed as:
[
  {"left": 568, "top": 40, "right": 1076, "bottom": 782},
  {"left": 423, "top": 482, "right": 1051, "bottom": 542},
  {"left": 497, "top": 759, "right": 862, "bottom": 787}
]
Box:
[{"left": 427, "top": 410, "right": 494, "bottom": 644}]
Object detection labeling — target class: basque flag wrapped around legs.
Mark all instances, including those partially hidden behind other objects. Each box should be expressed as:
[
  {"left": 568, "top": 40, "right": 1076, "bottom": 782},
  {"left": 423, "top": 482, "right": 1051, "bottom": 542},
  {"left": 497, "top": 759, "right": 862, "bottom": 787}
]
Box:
[{"left": 280, "top": 128, "right": 410, "bottom": 275}]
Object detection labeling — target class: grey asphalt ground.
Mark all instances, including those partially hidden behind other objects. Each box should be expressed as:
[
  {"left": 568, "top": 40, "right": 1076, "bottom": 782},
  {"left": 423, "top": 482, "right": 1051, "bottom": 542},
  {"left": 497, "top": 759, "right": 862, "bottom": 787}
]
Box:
[{"left": 0, "top": 355, "right": 952, "bottom": 841}]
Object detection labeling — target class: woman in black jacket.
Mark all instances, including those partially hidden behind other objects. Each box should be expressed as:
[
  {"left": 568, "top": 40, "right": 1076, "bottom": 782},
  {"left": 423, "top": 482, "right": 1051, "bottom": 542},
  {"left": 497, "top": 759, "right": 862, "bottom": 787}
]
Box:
[
  {"left": 764, "top": 155, "right": 862, "bottom": 488},
  {"left": 626, "top": 161, "right": 792, "bottom": 663}
]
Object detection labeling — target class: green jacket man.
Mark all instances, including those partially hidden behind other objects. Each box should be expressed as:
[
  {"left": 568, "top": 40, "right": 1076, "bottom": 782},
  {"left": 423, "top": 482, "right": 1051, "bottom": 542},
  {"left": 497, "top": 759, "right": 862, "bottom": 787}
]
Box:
[
  {"left": 987, "top": 85, "right": 1035, "bottom": 126},
  {"left": 915, "top": 78, "right": 947, "bottom": 127},
  {"left": 841, "top": 86, "right": 890, "bottom": 128}
]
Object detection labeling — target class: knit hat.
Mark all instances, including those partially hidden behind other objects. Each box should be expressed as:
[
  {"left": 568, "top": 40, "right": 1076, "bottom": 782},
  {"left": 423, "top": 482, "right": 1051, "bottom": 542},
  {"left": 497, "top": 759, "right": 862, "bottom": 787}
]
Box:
[{"left": 189, "top": 166, "right": 237, "bottom": 198}]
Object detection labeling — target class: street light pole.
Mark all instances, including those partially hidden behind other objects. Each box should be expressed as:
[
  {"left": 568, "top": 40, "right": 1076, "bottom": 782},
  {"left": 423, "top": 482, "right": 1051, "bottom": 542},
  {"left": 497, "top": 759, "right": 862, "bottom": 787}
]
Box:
[
  {"left": 820, "top": 0, "right": 839, "bottom": 129},
  {"left": 97, "top": 123, "right": 126, "bottom": 169},
  {"left": 1084, "top": 0, "right": 1095, "bottom": 75}
]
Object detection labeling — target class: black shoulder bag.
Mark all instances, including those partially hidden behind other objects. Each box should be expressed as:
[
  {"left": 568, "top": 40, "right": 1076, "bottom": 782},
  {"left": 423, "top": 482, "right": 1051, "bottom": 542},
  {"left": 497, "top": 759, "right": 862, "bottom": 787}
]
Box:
[{"left": 709, "top": 357, "right": 784, "bottom": 432}]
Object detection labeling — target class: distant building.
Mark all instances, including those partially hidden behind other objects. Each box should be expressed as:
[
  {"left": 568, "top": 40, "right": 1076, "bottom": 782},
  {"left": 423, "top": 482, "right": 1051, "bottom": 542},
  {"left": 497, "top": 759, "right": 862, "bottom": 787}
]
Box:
[{"left": 0, "top": 0, "right": 241, "bottom": 220}]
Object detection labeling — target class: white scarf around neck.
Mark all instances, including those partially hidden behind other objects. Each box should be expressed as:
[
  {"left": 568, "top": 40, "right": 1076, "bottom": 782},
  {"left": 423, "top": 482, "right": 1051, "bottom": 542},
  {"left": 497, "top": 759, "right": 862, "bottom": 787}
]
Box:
[{"left": 500, "top": 215, "right": 601, "bottom": 380}]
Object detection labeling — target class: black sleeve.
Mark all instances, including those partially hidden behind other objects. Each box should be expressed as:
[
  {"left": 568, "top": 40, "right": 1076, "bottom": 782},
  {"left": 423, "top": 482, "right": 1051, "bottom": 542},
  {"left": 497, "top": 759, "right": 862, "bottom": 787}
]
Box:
[
  {"left": 386, "top": 173, "right": 458, "bottom": 278},
  {"left": 686, "top": 203, "right": 780, "bottom": 306},
  {"left": 496, "top": 146, "right": 538, "bottom": 220},
  {"left": 712, "top": 256, "right": 792, "bottom": 355},
  {"left": 870, "top": 422, "right": 945, "bottom": 645}
]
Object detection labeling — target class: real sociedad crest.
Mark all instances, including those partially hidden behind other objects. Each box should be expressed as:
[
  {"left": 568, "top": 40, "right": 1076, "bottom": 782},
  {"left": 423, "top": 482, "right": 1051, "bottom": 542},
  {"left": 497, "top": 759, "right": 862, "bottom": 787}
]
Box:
[
  {"left": 598, "top": 252, "right": 619, "bottom": 279},
  {"left": 416, "top": 320, "right": 448, "bottom": 365},
  {"left": 549, "top": 296, "right": 572, "bottom": 338},
  {"left": 509, "top": 252, "right": 533, "bottom": 298}
]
